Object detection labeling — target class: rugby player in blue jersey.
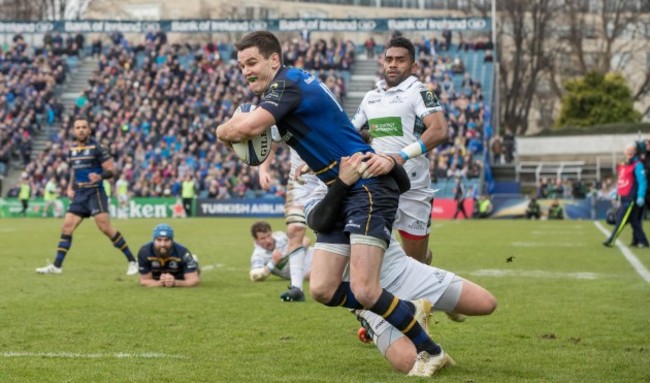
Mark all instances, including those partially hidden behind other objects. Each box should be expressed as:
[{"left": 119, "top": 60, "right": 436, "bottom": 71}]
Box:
[
  {"left": 36, "top": 118, "right": 138, "bottom": 276},
  {"left": 137, "top": 223, "right": 200, "bottom": 288},
  {"left": 216, "top": 31, "right": 451, "bottom": 376}
]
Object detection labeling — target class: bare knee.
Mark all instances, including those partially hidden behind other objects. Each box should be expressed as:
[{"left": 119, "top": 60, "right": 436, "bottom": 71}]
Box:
[
  {"left": 481, "top": 293, "right": 498, "bottom": 315},
  {"left": 350, "top": 281, "right": 381, "bottom": 308},
  {"left": 385, "top": 338, "right": 417, "bottom": 373},
  {"left": 310, "top": 283, "right": 336, "bottom": 304}
]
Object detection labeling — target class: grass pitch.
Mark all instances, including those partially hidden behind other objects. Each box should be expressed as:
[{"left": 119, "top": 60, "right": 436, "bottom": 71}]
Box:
[{"left": 1, "top": 218, "right": 649, "bottom": 382}]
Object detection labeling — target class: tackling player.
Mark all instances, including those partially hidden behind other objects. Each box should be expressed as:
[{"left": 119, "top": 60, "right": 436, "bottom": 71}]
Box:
[
  {"left": 36, "top": 117, "right": 138, "bottom": 276},
  {"left": 352, "top": 36, "right": 449, "bottom": 264},
  {"left": 258, "top": 134, "right": 318, "bottom": 301},
  {"left": 216, "top": 31, "right": 447, "bottom": 376},
  {"left": 248, "top": 220, "right": 313, "bottom": 300},
  {"left": 304, "top": 154, "right": 497, "bottom": 375},
  {"left": 137, "top": 223, "right": 200, "bottom": 288}
]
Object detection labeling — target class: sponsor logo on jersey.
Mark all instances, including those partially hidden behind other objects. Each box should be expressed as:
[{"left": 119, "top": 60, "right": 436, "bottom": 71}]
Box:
[
  {"left": 420, "top": 90, "right": 441, "bottom": 108},
  {"left": 264, "top": 81, "right": 285, "bottom": 101},
  {"left": 368, "top": 98, "right": 381, "bottom": 104},
  {"left": 408, "top": 220, "right": 426, "bottom": 231},
  {"left": 346, "top": 220, "right": 361, "bottom": 229},
  {"left": 368, "top": 116, "right": 403, "bottom": 137},
  {"left": 389, "top": 95, "right": 405, "bottom": 104},
  {"left": 281, "top": 131, "right": 293, "bottom": 142}
]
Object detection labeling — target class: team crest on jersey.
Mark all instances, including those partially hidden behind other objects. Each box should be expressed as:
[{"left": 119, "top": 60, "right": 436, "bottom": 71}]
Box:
[
  {"left": 264, "top": 81, "right": 285, "bottom": 101},
  {"left": 420, "top": 90, "right": 441, "bottom": 108},
  {"left": 389, "top": 95, "right": 405, "bottom": 104}
]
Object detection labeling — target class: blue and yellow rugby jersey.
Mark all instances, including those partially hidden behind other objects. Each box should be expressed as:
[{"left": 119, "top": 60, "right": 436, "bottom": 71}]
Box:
[
  {"left": 68, "top": 138, "right": 111, "bottom": 191},
  {"left": 258, "top": 66, "right": 374, "bottom": 187}
]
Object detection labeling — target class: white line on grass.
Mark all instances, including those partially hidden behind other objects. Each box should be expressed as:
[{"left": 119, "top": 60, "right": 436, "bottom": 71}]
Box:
[
  {"left": 1, "top": 351, "right": 188, "bottom": 359},
  {"left": 593, "top": 221, "right": 650, "bottom": 283},
  {"left": 470, "top": 269, "right": 599, "bottom": 280},
  {"left": 511, "top": 242, "right": 586, "bottom": 247}
]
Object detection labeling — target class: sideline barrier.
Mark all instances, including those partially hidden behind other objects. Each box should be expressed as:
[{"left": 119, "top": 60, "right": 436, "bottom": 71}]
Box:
[
  {"left": 0, "top": 17, "right": 491, "bottom": 34},
  {"left": 1, "top": 196, "right": 613, "bottom": 220}
]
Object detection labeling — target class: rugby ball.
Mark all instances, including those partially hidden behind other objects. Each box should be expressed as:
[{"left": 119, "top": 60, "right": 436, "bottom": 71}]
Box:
[{"left": 231, "top": 103, "right": 272, "bottom": 166}]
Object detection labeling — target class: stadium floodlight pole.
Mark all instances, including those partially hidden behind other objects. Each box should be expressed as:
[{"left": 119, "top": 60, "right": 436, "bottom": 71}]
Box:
[{"left": 491, "top": 0, "right": 499, "bottom": 137}]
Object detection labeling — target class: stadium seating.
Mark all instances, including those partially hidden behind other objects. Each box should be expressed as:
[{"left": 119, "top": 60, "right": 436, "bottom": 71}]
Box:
[{"left": 8, "top": 30, "right": 499, "bottom": 201}]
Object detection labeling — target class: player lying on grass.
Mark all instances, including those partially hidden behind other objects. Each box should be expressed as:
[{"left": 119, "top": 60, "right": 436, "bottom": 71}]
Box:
[
  {"left": 137, "top": 224, "right": 201, "bottom": 288},
  {"left": 259, "top": 139, "right": 316, "bottom": 302},
  {"left": 248, "top": 220, "right": 313, "bottom": 301},
  {"left": 304, "top": 153, "right": 497, "bottom": 374}
]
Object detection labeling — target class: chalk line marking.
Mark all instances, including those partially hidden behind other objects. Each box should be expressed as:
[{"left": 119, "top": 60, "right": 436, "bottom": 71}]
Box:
[
  {"left": 594, "top": 221, "right": 650, "bottom": 283},
  {"left": 470, "top": 269, "right": 599, "bottom": 280},
  {"left": 511, "top": 242, "right": 585, "bottom": 248},
  {"left": 1, "top": 351, "right": 189, "bottom": 359}
]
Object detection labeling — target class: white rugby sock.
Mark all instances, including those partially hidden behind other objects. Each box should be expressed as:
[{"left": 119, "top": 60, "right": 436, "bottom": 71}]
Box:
[{"left": 288, "top": 246, "right": 305, "bottom": 290}]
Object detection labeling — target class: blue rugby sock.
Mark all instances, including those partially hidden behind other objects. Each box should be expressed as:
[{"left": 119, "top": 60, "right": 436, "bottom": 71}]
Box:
[
  {"left": 53, "top": 234, "right": 72, "bottom": 268},
  {"left": 111, "top": 231, "right": 135, "bottom": 262},
  {"left": 324, "top": 282, "right": 363, "bottom": 309},
  {"left": 369, "top": 289, "right": 441, "bottom": 355}
]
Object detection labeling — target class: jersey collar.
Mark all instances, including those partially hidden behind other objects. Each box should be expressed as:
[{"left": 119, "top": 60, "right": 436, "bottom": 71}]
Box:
[{"left": 376, "top": 75, "right": 417, "bottom": 94}]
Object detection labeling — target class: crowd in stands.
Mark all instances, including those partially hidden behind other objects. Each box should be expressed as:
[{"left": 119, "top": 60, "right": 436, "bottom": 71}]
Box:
[
  {"left": 4, "top": 28, "right": 506, "bottom": 205},
  {"left": 6, "top": 32, "right": 353, "bottom": 200},
  {"left": 0, "top": 34, "right": 68, "bottom": 182}
]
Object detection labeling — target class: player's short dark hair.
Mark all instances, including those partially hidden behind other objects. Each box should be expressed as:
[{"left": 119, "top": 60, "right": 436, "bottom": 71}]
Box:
[
  {"left": 235, "top": 31, "right": 283, "bottom": 65},
  {"left": 386, "top": 36, "right": 416, "bottom": 63},
  {"left": 73, "top": 116, "right": 89, "bottom": 125},
  {"left": 251, "top": 221, "right": 272, "bottom": 238}
]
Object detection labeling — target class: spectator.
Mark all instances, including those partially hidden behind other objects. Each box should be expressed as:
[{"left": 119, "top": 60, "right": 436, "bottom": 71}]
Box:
[
  {"left": 475, "top": 194, "right": 493, "bottom": 218},
  {"left": 526, "top": 197, "right": 541, "bottom": 219},
  {"left": 452, "top": 176, "right": 468, "bottom": 219},
  {"left": 364, "top": 37, "right": 376, "bottom": 59},
  {"left": 18, "top": 175, "right": 32, "bottom": 216},
  {"left": 503, "top": 129, "right": 515, "bottom": 163},
  {"left": 548, "top": 199, "right": 564, "bottom": 220}
]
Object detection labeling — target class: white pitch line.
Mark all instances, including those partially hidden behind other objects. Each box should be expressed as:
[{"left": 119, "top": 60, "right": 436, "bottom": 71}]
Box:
[
  {"left": 594, "top": 221, "right": 650, "bottom": 283},
  {"left": 1, "top": 351, "right": 188, "bottom": 359},
  {"left": 511, "top": 242, "right": 585, "bottom": 247},
  {"left": 470, "top": 269, "right": 599, "bottom": 280}
]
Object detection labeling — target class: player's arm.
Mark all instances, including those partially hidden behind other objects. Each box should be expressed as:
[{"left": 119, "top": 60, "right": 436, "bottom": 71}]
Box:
[
  {"left": 391, "top": 89, "right": 449, "bottom": 166},
  {"left": 67, "top": 170, "right": 75, "bottom": 198},
  {"left": 419, "top": 112, "right": 449, "bottom": 152},
  {"left": 307, "top": 154, "right": 362, "bottom": 232},
  {"left": 249, "top": 250, "right": 275, "bottom": 281},
  {"left": 89, "top": 144, "right": 115, "bottom": 183},
  {"left": 259, "top": 141, "right": 279, "bottom": 190},
  {"left": 173, "top": 271, "right": 200, "bottom": 287},
  {"left": 172, "top": 251, "right": 201, "bottom": 287},
  {"left": 350, "top": 99, "right": 368, "bottom": 131},
  {"left": 139, "top": 272, "right": 164, "bottom": 287},
  {"left": 307, "top": 154, "right": 410, "bottom": 232},
  {"left": 216, "top": 107, "right": 276, "bottom": 143}
]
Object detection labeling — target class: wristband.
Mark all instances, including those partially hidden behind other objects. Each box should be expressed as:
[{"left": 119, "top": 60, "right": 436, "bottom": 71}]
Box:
[
  {"left": 399, "top": 139, "right": 427, "bottom": 160},
  {"left": 101, "top": 170, "right": 114, "bottom": 180}
]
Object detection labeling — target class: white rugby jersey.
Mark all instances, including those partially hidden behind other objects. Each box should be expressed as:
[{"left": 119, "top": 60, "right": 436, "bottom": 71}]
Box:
[
  {"left": 272, "top": 125, "right": 307, "bottom": 174},
  {"left": 352, "top": 76, "right": 442, "bottom": 188},
  {"left": 250, "top": 231, "right": 290, "bottom": 279}
]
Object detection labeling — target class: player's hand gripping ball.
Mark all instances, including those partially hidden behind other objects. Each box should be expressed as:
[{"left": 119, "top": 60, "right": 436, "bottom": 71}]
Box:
[{"left": 231, "top": 103, "right": 272, "bottom": 166}]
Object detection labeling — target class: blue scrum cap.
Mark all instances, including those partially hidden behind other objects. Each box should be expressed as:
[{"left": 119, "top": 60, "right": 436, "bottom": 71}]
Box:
[{"left": 152, "top": 223, "right": 174, "bottom": 240}]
